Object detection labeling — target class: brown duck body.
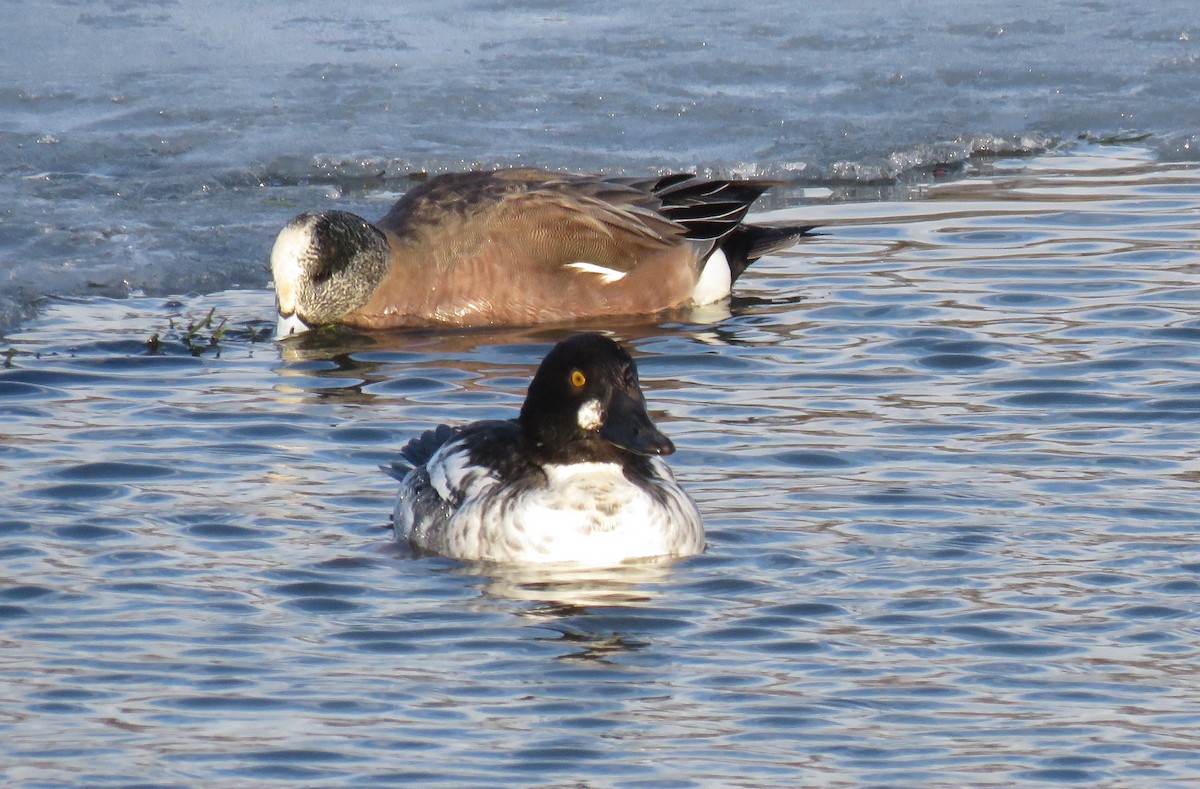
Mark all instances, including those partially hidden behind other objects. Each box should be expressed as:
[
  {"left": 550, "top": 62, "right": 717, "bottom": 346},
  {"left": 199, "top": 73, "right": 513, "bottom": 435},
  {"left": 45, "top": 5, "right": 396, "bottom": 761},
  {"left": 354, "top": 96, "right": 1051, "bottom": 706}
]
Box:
[{"left": 272, "top": 168, "right": 813, "bottom": 335}]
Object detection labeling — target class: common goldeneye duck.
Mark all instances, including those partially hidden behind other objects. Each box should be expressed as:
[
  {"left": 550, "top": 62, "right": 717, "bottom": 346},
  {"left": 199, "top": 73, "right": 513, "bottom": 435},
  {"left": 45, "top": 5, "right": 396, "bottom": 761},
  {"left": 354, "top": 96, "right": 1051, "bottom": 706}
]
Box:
[
  {"left": 272, "top": 168, "right": 814, "bottom": 337},
  {"left": 388, "top": 333, "right": 704, "bottom": 565}
]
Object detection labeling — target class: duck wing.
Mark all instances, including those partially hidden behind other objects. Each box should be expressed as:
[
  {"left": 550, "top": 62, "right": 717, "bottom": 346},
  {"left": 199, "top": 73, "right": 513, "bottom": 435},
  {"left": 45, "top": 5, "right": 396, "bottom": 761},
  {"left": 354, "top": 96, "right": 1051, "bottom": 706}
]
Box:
[
  {"left": 383, "top": 423, "right": 464, "bottom": 480},
  {"left": 376, "top": 170, "right": 791, "bottom": 278}
]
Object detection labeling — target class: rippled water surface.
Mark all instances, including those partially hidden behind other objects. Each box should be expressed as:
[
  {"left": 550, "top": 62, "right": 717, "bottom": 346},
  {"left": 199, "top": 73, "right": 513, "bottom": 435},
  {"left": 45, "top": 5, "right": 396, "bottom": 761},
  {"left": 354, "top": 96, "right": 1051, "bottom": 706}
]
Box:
[
  {"left": 3, "top": 146, "right": 1200, "bottom": 786},
  {"left": 5, "top": 0, "right": 1199, "bottom": 332}
]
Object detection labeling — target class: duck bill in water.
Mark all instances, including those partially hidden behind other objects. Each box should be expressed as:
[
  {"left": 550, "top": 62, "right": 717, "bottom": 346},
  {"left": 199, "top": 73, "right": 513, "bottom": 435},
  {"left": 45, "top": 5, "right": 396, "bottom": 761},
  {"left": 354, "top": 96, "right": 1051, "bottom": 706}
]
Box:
[
  {"left": 275, "top": 309, "right": 312, "bottom": 339},
  {"left": 600, "top": 388, "right": 676, "bottom": 456}
]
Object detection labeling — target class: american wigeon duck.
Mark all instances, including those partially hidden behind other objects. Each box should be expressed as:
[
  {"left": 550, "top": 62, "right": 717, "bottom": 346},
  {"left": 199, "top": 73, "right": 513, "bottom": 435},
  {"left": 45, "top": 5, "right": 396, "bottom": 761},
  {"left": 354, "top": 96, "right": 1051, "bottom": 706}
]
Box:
[
  {"left": 273, "top": 168, "right": 813, "bottom": 337},
  {"left": 388, "top": 333, "right": 704, "bottom": 565}
]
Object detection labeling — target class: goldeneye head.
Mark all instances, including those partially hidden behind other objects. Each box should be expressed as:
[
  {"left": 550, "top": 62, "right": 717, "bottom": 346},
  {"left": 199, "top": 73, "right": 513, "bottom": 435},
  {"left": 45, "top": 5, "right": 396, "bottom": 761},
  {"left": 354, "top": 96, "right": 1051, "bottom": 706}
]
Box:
[{"left": 519, "top": 333, "right": 674, "bottom": 460}]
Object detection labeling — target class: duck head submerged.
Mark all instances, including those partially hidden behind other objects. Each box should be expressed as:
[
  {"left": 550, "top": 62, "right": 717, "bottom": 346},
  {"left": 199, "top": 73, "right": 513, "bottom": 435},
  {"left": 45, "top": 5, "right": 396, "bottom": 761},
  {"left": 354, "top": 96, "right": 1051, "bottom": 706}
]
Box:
[{"left": 271, "top": 210, "right": 391, "bottom": 338}]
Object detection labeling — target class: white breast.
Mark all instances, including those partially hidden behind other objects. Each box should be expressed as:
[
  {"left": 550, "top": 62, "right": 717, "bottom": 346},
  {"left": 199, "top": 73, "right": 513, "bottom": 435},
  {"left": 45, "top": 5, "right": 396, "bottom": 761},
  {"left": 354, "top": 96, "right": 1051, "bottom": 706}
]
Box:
[
  {"left": 504, "top": 462, "right": 703, "bottom": 564},
  {"left": 399, "top": 457, "right": 704, "bottom": 565}
]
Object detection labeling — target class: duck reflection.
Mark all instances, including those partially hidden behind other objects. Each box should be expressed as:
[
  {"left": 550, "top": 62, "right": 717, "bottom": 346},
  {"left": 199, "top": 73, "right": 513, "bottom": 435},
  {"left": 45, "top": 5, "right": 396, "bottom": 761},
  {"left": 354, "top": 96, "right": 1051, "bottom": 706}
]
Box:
[
  {"left": 479, "top": 559, "right": 675, "bottom": 608},
  {"left": 482, "top": 559, "right": 681, "bottom": 664},
  {"left": 541, "top": 627, "right": 651, "bottom": 664},
  {"left": 271, "top": 311, "right": 746, "bottom": 404}
]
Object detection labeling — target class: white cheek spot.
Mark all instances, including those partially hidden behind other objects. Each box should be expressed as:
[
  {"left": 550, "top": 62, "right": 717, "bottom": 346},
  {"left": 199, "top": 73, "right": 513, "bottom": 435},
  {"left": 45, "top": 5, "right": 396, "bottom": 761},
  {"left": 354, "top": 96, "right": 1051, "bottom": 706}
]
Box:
[{"left": 577, "top": 398, "right": 604, "bottom": 431}]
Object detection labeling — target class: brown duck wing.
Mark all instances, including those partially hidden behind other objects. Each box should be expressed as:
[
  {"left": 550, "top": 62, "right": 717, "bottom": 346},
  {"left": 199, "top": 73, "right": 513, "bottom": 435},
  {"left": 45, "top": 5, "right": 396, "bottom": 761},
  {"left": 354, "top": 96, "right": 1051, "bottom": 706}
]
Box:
[
  {"left": 376, "top": 171, "right": 688, "bottom": 277},
  {"left": 376, "top": 170, "right": 780, "bottom": 276},
  {"left": 346, "top": 170, "right": 801, "bottom": 328}
]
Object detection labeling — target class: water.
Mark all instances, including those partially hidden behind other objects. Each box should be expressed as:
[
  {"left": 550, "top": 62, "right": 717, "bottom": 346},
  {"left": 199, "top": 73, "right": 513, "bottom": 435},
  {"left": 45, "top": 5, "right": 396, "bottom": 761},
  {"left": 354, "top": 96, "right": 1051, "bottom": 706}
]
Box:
[
  {"left": 3, "top": 1, "right": 1200, "bottom": 785},
  {"left": 2, "top": 1, "right": 1199, "bottom": 331},
  {"left": 3, "top": 144, "right": 1199, "bottom": 785}
]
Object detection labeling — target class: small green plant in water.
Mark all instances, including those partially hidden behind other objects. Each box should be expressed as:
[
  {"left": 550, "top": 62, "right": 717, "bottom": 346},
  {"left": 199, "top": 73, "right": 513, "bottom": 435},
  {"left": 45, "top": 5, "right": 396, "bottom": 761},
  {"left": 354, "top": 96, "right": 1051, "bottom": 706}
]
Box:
[
  {"left": 142, "top": 302, "right": 274, "bottom": 357},
  {"left": 180, "top": 308, "right": 215, "bottom": 345},
  {"left": 145, "top": 307, "right": 232, "bottom": 357}
]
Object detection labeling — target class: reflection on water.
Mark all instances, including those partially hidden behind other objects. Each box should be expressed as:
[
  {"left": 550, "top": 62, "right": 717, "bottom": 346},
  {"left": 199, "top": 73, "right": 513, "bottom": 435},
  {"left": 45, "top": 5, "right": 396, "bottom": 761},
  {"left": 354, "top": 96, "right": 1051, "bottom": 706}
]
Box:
[
  {"left": 3, "top": 146, "right": 1200, "bottom": 785},
  {"left": 481, "top": 559, "right": 677, "bottom": 609}
]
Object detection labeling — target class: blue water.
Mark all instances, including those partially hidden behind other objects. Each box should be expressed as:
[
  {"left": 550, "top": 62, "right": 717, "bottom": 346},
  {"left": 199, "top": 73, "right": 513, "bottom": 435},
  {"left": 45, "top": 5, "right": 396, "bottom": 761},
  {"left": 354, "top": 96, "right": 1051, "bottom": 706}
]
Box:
[
  {"left": 4, "top": 1, "right": 1200, "bottom": 784},
  {"left": 3, "top": 144, "right": 1200, "bottom": 785},
  {"left": 2, "top": 0, "right": 1199, "bottom": 331}
]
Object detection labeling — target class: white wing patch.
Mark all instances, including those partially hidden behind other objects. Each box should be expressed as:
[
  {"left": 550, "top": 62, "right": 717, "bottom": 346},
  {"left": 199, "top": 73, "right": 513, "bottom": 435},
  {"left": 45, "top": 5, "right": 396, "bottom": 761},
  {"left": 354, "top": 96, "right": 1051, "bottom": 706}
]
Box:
[
  {"left": 565, "top": 261, "right": 628, "bottom": 284},
  {"left": 427, "top": 443, "right": 482, "bottom": 503}
]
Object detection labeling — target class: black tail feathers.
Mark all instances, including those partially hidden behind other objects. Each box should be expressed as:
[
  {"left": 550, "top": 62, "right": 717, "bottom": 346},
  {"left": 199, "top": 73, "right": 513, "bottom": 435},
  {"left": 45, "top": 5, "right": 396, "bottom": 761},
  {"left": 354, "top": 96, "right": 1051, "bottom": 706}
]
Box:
[{"left": 720, "top": 223, "right": 817, "bottom": 282}]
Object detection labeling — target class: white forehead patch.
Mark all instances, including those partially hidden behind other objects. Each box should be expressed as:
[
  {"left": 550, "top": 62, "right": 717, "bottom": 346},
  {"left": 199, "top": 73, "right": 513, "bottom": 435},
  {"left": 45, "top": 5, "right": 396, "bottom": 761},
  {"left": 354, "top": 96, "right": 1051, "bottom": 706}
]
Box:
[
  {"left": 577, "top": 398, "right": 604, "bottom": 431},
  {"left": 270, "top": 220, "right": 316, "bottom": 314}
]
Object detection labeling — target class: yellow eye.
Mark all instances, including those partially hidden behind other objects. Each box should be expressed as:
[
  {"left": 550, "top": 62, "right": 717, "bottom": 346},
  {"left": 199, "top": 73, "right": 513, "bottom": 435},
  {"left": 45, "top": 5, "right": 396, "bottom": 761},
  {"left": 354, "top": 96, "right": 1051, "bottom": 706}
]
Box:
[{"left": 570, "top": 370, "right": 586, "bottom": 387}]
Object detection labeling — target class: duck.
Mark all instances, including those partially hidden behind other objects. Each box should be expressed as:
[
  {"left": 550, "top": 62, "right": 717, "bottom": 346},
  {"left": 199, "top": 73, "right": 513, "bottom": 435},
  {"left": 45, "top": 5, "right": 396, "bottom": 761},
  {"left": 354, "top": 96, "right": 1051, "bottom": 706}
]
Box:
[
  {"left": 387, "top": 333, "right": 704, "bottom": 565},
  {"left": 272, "top": 168, "right": 813, "bottom": 337}
]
